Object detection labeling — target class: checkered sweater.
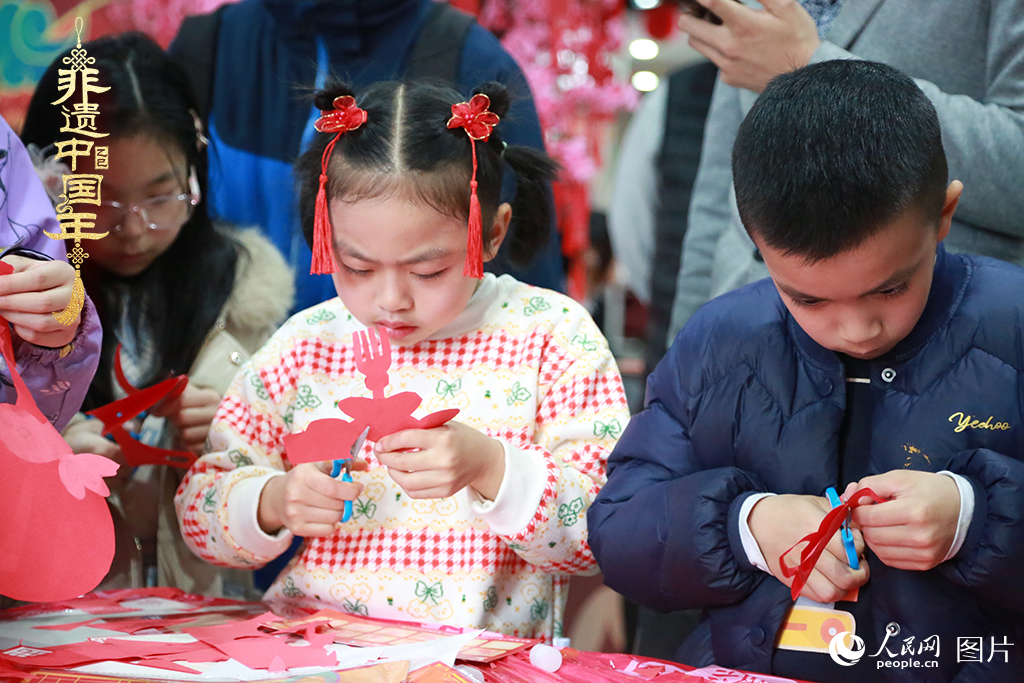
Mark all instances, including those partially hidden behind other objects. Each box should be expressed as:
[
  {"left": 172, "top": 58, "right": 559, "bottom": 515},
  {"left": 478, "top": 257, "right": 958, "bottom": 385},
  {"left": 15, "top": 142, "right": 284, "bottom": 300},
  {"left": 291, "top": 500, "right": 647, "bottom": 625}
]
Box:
[{"left": 175, "top": 275, "right": 629, "bottom": 639}]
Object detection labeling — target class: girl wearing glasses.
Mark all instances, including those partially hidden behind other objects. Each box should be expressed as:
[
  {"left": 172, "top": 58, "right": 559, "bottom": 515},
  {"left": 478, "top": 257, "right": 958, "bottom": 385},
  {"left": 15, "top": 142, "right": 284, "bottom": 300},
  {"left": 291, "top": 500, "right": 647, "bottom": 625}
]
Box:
[{"left": 21, "top": 32, "right": 294, "bottom": 597}]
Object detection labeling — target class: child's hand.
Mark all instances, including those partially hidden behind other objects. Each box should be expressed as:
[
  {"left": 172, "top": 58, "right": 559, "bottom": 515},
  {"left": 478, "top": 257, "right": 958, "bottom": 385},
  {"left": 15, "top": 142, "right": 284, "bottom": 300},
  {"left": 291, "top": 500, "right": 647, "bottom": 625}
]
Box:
[
  {"left": 62, "top": 418, "right": 131, "bottom": 490},
  {"left": 374, "top": 422, "right": 506, "bottom": 501},
  {"left": 258, "top": 462, "right": 366, "bottom": 536},
  {"left": 0, "top": 254, "right": 80, "bottom": 348},
  {"left": 748, "top": 494, "right": 870, "bottom": 603},
  {"left": 845, "top": 471, "right": 960, "bottom": 571},
  {"left": 150, "top": 384, "right": 222, "bottom": 455}
]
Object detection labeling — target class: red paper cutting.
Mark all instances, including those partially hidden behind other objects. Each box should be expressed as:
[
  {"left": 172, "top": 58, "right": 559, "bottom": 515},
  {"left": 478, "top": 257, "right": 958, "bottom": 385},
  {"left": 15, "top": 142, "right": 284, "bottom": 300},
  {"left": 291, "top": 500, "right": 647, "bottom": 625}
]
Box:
[
  {"left": 0, "top": 265, "right": 119, "bottom": 602},
  {"left": 283, "top": 325, "right": 459, "bottom": 467},
  {"left": 85, "top": 345, "right": 194, "bottom": 469},
  {"left": 778, "top": 488, "right": 885, "bottom": 600}
]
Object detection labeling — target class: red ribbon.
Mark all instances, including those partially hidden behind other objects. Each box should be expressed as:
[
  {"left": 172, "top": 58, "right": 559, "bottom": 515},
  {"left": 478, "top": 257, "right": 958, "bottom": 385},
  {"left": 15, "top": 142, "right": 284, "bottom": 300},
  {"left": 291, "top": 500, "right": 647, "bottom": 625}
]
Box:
[{"left": 779, "top": 487, "right": 885, "bottom": 600}]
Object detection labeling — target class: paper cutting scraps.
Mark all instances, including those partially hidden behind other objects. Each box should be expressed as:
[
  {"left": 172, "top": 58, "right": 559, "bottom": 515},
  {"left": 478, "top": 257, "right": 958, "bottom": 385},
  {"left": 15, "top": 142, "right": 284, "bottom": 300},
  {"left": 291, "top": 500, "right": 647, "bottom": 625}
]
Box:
[
  {"left": 0, "top": 261, "right": 118, "bottom": 602},
  {"left": 284, "top": 325, "right": 459, "bottom": 467},
  {"left": 264, "top": 609, "right": 537, "bottom": 664}
]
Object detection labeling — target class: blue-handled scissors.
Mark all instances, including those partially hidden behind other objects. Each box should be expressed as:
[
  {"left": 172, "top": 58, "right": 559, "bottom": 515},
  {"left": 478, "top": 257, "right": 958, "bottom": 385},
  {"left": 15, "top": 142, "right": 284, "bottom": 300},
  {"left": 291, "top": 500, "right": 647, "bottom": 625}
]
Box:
[
  {"left": 332, "top": 426, "right": 369, "bottom": 523},
  {"left": 826, "top": 486, "right": 859, "bottom": 570}
]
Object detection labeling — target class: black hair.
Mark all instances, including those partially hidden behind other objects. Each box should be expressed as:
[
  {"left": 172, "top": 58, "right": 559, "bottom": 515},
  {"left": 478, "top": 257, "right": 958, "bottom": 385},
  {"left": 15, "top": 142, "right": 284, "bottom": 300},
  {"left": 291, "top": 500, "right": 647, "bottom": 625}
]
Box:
[
  {"left": 21, "top": 32, "right": 241, "bottom": 407},
  {"left": 732, "top": 60, "right": 948, "bottom": 262},
  {"left": 296, "top": 80, "right": 559, "bottom": 267}
]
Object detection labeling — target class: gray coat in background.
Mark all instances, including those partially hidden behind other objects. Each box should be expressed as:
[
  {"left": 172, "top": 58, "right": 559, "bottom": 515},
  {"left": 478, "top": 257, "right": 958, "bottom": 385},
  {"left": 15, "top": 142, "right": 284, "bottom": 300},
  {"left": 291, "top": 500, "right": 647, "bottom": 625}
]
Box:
[{"left": 669, "top": 0, "right": 1024, "bottom": 341}]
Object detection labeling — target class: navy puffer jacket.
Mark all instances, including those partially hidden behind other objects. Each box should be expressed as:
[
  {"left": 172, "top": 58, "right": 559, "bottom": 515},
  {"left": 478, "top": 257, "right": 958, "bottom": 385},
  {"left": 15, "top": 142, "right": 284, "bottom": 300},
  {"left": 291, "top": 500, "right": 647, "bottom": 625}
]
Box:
[{"left": 589, "top": 246, "right": 1024, "bottom": 682}]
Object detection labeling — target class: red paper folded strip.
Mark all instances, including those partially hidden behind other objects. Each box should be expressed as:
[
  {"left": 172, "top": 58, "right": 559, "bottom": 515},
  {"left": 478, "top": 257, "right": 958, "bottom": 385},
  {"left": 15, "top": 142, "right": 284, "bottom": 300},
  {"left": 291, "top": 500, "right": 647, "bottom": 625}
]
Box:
[{"left": 778, "top": 488, "right": 885, "bottom": 601}]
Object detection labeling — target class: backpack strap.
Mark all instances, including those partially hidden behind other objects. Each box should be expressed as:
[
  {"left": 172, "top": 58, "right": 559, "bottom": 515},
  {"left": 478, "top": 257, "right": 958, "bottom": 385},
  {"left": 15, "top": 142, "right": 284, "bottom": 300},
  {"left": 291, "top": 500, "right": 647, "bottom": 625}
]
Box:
[
  {"left": 405, "top": 1, "right": 475, "bottom": 83},
  {"left": 169, "top": 5, "right": 228, "bottom": 122}
]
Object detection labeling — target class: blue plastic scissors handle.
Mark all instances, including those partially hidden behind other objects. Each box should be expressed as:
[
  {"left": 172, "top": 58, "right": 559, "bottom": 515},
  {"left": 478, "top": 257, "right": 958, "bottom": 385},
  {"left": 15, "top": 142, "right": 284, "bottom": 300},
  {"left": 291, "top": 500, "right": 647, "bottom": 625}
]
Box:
[
  {"left": 332, "top": 426, "right": 369, "bottom": 523},
  {"left": 826, "top": 486, "right": 859, "bottom": 570}
]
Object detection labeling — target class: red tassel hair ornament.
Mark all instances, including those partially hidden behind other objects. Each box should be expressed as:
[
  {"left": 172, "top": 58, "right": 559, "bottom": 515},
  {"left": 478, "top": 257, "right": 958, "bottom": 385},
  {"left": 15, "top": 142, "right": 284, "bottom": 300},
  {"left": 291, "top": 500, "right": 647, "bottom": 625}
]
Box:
[
  {"left": 310, "top": 95, "right": 368, "bottom": 275},
  {"left": 447, "top": 93, "right": 500, "bottom": 279}
]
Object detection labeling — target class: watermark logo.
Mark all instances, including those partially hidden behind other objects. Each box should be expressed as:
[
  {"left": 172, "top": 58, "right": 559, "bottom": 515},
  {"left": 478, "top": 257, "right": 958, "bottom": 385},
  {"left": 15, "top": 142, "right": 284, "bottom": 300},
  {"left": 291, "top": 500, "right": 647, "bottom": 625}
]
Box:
[
  {"left": 957, "top": 636, "right": 1014, "bottom": 663},
  {"left": 828, "top": 631, "right": 865, "bottom": 666}
]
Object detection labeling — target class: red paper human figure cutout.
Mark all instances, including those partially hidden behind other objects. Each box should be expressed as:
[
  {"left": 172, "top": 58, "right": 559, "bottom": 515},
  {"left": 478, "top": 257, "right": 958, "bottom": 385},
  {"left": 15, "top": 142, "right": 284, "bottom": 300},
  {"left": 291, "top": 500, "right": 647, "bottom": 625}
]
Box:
[
  {"left": 0, "top": 260, "right": 119, "bottom": 602},
  {"left": 86, "top": 345, "right": 195, "bottom": 469},
  {"left": 284, "top": 325, "right": 460, "bottom": 466}
]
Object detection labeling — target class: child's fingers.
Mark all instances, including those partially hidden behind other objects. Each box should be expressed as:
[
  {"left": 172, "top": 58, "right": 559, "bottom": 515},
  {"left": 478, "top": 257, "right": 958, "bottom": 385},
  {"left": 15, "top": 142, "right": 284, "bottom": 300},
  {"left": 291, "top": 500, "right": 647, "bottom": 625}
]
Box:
[
  {"left": 179, "top": 387, "right": 221, "bottom": 409},
  {"left": 172, "top": 404, "right": 219, "bottom": 430},
  {"left": 292, "top": 520, "right": 344, "bottom": 538},
  {"left": 851, "top": 497, "right": 913, "bottom": 529},
  {"left": 375, "top": 428, "right": 437, "bottom": 454},
  {"left": 305, "top": 473, "right": 363, "bottom": 505},
  {"left": 386, "top": 469, "right": 449, "bottom": 499},
  {"left": 802, "top": 568, "right": 851, "bottom": 604},
  {"left": 375, "top": 448, "right": 431, "bottom": 473},
  {"left": 2, "top": 310, "right": 69, "bottom": 333},
  {"left": 0, "top": 287, "right": 74, "bottom": 315},
  {"left": 9, "top": 320, "right": 78, "bottom": 349},
  {"left": 0, "top": 256, "right": 61, "bottom": 288}
]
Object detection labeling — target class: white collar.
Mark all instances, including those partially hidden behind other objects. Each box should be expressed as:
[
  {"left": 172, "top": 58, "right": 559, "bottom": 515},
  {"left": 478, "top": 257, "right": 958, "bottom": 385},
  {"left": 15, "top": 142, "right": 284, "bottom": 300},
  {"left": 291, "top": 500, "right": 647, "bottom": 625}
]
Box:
[{"left": 426, "top": 273, "right": 512, "bottom": 341}]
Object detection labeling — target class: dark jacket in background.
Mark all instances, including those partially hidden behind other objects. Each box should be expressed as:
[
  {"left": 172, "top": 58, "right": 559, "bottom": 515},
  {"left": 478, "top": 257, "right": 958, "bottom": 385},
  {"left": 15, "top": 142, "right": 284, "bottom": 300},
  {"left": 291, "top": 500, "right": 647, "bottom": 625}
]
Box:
[{"left": 170, "top": 0, "right": 563, "bottom": 313}]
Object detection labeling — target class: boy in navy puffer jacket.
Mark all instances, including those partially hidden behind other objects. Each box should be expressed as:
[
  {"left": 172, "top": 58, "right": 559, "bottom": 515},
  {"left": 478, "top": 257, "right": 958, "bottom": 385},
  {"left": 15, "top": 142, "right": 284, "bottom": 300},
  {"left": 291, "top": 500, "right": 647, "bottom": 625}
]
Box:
[{"left": 589, "top": 60, "right": 1023, "bottom": 683}]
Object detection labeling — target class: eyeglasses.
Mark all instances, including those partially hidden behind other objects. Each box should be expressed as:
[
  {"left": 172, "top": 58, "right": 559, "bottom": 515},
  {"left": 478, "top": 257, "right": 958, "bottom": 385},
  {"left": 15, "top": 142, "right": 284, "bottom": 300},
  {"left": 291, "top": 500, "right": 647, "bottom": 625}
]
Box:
[{"left": 94, "top": 167, "right": 201, "bottom": 232}]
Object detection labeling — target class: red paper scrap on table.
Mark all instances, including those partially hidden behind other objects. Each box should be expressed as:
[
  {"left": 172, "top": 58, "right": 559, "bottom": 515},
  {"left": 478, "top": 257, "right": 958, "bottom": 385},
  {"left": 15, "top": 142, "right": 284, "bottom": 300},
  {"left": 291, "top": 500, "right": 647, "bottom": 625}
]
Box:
[
  {"left": 265, "top": 609, "right": 537, "bottom": 663},
  {"left": 131, "top": 657, "right": 202, "bottom": 675},
  {"left": 779, "top": 488, "right": 885, "bottom": 600},
  {"left": 32, "top": 620, "right": 104, "bottom": 632},
  {"left": 207, "top": 635, "right": 338, "bottom": 670},
  {"left": 183, "top": 610, "right": 277, "bottom": 643},
  {"left": 407, "top": 661, "right": 480, "bottom": 682},
  {"left": 0, "top": 260, "right": 119, "bottom": 603},
  {"left": 283, "top": 325, "right": 459, "bottom": 467},
  {"left": 73, "top": 614, "right": 205, "bottom": 634}
]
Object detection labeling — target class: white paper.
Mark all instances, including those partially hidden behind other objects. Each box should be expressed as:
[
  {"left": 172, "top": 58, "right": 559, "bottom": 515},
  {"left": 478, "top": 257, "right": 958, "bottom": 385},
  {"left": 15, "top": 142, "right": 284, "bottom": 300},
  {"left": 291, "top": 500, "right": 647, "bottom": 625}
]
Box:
[{"left": 373, "top": 629, "right": 483, "bottom": 672}]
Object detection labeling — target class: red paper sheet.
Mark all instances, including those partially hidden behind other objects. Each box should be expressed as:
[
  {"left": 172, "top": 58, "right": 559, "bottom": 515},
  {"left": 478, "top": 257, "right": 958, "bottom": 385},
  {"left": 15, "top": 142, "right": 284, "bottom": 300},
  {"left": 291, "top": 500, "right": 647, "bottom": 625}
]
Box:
[
  {"left": 0, "top": 262, "right": 118, "bottom": 603},
  {"left": 208, "top": 635, "right": 338, "bottom": 670},
  {"left": 183, "top": 610, "right": 276, "bottom": 642}
]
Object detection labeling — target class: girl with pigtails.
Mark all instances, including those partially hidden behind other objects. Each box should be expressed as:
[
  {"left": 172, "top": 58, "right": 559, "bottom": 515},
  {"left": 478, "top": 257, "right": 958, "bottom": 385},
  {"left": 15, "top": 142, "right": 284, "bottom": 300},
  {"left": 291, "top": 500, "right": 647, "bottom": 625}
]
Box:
[{"left": 175, "top": 80, "right": 629, "bottom": 639}]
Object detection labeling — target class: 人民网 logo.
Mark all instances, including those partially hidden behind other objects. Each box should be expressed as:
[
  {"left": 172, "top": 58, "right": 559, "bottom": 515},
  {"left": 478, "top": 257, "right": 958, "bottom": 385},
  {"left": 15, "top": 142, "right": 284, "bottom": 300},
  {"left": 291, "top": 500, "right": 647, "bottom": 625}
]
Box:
[{"left": 829, "top": 631, "right": 865, "bottom": 666}]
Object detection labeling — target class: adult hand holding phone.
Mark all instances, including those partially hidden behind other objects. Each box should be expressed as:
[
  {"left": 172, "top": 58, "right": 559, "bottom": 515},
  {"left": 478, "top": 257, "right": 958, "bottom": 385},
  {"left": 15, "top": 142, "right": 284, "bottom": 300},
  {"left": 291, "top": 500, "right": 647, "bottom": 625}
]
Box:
[{"left": 676, "top": 0, "right": 820, "bottom": 93}]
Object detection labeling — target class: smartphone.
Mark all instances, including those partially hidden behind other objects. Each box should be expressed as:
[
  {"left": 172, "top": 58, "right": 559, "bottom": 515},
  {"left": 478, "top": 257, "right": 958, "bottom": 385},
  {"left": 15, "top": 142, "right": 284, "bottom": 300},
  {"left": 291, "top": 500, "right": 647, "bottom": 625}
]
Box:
[{"left": 675, "top": 0, "right": 740, "bottom": 25}]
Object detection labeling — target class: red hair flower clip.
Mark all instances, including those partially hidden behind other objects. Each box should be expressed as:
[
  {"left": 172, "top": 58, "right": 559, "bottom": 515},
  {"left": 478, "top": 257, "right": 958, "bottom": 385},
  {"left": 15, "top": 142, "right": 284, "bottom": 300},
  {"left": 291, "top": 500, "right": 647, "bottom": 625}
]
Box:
[
  {"left": 314, "top": 95, "right": 368, "bottom": 134},
  {"left": 310, "top": 96, "right": 368, "bottom": 276},
  {"left": 447, "top": 93, "right": 499, "bottom": 141},
  {"left": 447, "top": 94, "right": 500, "bottom": 278}
]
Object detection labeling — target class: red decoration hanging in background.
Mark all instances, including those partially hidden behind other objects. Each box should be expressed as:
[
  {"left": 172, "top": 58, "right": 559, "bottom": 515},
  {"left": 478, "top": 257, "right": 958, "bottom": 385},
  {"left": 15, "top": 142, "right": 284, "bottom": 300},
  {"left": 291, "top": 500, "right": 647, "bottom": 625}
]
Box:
[
  {"left": 644, "top": 3, "right": 678, "bottom": 40},
  {"left": 475, "top": 0, "right": 637, "bottom": 301}
]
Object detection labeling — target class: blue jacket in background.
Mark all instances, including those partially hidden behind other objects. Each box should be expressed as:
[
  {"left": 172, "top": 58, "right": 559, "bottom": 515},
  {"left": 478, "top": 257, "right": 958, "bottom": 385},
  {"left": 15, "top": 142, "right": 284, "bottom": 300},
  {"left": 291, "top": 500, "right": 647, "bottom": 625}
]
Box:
[
  {"left": 172, "top": 0, "right": 563, "bottom": 313},
  {"left": 588, "top": 246, "right": 1024, "bottom": 682}
]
